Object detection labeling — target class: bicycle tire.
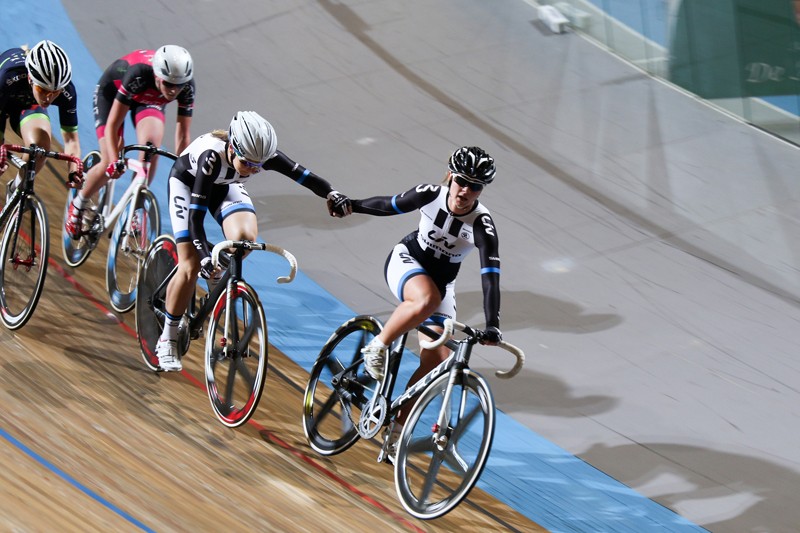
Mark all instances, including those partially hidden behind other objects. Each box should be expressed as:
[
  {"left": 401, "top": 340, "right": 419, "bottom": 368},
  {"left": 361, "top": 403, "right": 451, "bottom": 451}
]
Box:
[
  {"left": 61, "top": 151, "right": 106, "bottom": 268},
  {"left": 0, "top": 195, "right": 49, "bottom": 330},
  {"left": 394, "top": 370, "right": 495, "bottom": 520},
  {"left": 204, "top": 280, "right": 268, "bottom": 428},
  {"left": 106, "top": 188, "right": 160, "bottom": 313},
  {"left": 302, "top": 315, "right": 384, "bottom": 456},
  {"left": 135, "top": 235, "right": 177, "bottom": 371}
]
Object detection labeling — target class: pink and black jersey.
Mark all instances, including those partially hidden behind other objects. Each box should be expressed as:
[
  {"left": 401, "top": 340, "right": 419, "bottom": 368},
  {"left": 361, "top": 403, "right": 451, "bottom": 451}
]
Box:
[{"left": 97, "top": 49, "right": 195, "bottom": 116}]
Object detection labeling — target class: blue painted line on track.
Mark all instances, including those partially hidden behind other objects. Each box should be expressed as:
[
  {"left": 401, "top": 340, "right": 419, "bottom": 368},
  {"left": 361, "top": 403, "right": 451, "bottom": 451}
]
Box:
[
  {"left": 3, "top": 2, "right": 707, "bottom": 531},
  {"left": 0, "top": 427, "right": 155, "bottom": 532}
]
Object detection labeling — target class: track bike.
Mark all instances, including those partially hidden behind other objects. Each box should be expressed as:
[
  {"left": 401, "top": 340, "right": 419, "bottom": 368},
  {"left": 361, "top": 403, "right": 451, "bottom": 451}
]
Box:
[
  {"left": 302, "top": 315, "right": 524, "bottom": 519},
  {"left": 0, "top": 143, "right": 82, "bottom": 330},
  {"left": 61, "top": 143, "right": 177, "bottom": 313},
  {"left": 135, "top": 235, "right": 297, "bottom": 427}
]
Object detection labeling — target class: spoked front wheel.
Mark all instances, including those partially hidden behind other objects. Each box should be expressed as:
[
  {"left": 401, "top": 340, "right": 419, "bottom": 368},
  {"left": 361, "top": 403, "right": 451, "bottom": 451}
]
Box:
[
  {"left": 135, "top": 235, "right": 177, "bottom": 371},
  {"left": 204, "top": 280, "right": 268, "bottom": 428},
  {"left": 106, "top": 188, "right": 160, "bottom": 313},
  {"left": 61, "top": 151, "right": 106, "bottom": 268},
  {"left": 0, "top": 195, "right": 49, "bottom": 330},
  {"left": 394, "top": 370, "right": 495, "bottom": 520},
  {"left": 302, "top": 315, "right": 383, "bottom": 456}
]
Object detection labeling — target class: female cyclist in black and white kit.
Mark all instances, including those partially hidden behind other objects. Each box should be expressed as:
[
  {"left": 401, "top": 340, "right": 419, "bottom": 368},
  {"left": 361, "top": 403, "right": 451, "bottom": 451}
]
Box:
[
  {"left": 154, "top": 110, "right": 351, "bottom": 371},
  {"left": 351, "top": 146, "right": 502, "bottom": 450}
]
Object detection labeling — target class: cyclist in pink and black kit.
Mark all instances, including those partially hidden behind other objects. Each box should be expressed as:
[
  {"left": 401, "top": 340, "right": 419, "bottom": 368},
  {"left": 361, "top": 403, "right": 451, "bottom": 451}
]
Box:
[{"left": 65, "top": 45, "right": 195, "bottom": 238}]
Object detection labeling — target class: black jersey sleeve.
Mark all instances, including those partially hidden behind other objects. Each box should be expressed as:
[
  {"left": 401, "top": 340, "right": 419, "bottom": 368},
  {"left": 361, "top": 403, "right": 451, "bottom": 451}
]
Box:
[
  {"left": 188, "top": 149, "right": 222, "bottom": 259},
  {"left": 474, "top": 212, "right": 501, "bottom": 329},
  {"left": 262, "top": 150, "right": 334, "bottom": 198},
  {"left": 352, "top": 184, "right": 441, "bottom": 216}
]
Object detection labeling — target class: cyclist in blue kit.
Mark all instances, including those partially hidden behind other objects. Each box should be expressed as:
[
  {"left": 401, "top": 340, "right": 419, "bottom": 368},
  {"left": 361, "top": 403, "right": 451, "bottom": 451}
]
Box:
[
  {"left": 349, "top": 146, "right": 502, "bottom": 452},
  {"left": 0, "top": 40, "right": 82, "bottom": 190},
  {"left": 153, "top": 111, "right": 352, "bottom": 371}
]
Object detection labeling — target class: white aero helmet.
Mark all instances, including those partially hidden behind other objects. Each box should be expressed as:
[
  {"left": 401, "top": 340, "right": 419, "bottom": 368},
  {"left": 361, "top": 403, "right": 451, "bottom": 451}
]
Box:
[
  {"left": 229, "top": 111, "right": 278, "bottom": 164},
  {"left": 152, "top": 45, "right": 193, "bottom": 85},
  {"left": 26, "top": 40, "right": 72, "bottom": 91}
]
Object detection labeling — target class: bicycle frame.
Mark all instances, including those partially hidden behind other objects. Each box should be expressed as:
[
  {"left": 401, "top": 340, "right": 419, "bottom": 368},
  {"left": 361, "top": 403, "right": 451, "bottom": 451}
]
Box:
[
  {"left": 1, "top": 144, "right": 79, "bottom": 251},
  {"left": 99, "top": 143, "right": 173, "bottom": 238},
  {"left": 385, "top": 328, "right": 469, "bottom": 417},
  {"left": 148, "top": 240, "right": 296, "bottom": 356}
]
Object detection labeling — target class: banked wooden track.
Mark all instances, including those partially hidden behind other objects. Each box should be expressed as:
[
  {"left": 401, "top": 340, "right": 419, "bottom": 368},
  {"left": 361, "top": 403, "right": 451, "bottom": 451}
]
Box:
[{"left": 0, "top": 141, "right": 543, "bottom": 531}]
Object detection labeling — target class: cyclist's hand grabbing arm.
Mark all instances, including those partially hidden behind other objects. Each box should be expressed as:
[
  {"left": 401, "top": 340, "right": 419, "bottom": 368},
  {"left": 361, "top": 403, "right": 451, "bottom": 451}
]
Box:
[{"left": 326, "top": 190, "right": 352, "bottom": 218}]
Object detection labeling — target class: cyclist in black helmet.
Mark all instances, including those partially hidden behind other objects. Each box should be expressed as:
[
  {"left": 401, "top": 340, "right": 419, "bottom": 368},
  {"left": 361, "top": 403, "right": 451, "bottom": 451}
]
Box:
[
  {"left": 348, "top": 146, "right": 502, "bottom": 455},
  {"left": 0, "top": 40, "right": 82, "bottom": 193}
]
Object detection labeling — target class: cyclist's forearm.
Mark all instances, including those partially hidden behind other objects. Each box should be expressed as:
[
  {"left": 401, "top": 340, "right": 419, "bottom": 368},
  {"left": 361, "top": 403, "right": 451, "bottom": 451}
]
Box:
[
  {"left": 175, "top": 115, "right": 191, "bottom": 155},
  {"left": 62, "top": 131, "right": 81, "bottom": 172},
  {"left": 351, "top": 196, "right": 403, "bottom": 216},
  {"left": 266, "top": 150, "right": 335, "bottom": 198}
]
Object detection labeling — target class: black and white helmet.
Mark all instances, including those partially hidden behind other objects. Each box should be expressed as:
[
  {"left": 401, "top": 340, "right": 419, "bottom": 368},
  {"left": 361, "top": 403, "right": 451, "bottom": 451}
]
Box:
[
  {"left": 25, "top": 40, "right": 72, "bottom": 91},
  {"left": 152, "top": 45, "right": 193, "bottom": 85},
  {"left": 448, "top": 146, "right": 496, "bottom": 185},
  {"left": 229, "top": 111, "right": 278, "bottom": 164}
]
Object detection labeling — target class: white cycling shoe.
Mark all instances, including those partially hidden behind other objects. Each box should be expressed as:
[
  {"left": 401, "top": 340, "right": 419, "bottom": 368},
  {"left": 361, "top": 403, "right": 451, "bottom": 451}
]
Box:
[
  {"left": 361, "top": 343, "right": 387, "bottom": 381},
  {"left": 155, "top": 338, "right": 182, "bottom": 372}
]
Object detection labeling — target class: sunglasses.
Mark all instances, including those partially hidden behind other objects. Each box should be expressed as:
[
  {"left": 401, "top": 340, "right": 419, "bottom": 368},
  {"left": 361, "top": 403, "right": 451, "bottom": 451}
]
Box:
[
  {"left": 452, "top": 173, "right": 484, "bottom": 192},
  {"left": 31, "top": 83, "right": 62, "bottom": 97},
  {"left": 162, "top": 80, "right": 186, "bottom": 90},
  {"left": 231, "top": 145, "right": 263, "bottom": 171}
]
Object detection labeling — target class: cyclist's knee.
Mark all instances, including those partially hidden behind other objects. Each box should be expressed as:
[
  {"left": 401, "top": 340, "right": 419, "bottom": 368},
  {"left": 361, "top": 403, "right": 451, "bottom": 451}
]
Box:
[{"left": 176, "top": 258, "right": 200, "bottom": 282}]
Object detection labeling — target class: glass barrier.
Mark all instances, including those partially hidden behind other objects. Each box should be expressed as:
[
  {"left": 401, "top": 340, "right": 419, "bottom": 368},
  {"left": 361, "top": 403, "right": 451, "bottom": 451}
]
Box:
[{"left": 543, "top": 0, "right": 800, "bottom": 144}]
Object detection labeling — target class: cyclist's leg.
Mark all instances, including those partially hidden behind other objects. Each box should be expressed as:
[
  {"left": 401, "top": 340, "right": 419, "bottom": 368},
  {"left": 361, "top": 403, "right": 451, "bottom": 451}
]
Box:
[
  {"left": 77, "top": 87, "right": 121, "bottom": 202},
  {"left": 131, "top": 105, "right": 165, "bottom": 177},
  {"left": 389, "top": 283, "right": 452, "bottom": 457},
  {"left": 163, "top": 178, "right": 201, "bottom": 323},
  {"left": 217, "top": 184, "right": 257, "bottom": 241},
  {"left": 408, "top": 285, "right": 455, "bottom": 388},
  {"left": 376, "top": 245, "right": 443, "bottom": 346},
  {"left": 363, "top": 245, "right": 442, "bottom": 380},
  {"left": 17, "top": 108, "right": 52, "bottom": 174},
  {"left": 215, "top": 183, "right": 257, "bottom": 282}
]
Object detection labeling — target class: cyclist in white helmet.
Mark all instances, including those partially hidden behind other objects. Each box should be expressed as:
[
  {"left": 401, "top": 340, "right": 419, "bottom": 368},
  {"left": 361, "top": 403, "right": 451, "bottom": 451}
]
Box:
[
  {"left": 65, "top": 45, "right": 196, "bottom": 240},
  {"left": 0, "top": 40, "right": 82, "bottom": 192},
  {"left": 153, "top": 111, "right": 352, "bottom": 371}
]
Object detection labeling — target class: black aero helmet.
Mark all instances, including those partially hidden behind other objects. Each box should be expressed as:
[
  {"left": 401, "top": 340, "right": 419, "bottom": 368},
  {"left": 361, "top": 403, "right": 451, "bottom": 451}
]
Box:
[{"left": 448, "top": 146, "right": 496, "bottom": 185}]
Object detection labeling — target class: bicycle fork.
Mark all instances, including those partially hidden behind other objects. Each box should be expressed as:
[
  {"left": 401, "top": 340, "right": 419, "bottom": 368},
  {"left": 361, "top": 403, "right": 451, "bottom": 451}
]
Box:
[{"left": 6, "top": 194, "right": 36, "bottom": 271}]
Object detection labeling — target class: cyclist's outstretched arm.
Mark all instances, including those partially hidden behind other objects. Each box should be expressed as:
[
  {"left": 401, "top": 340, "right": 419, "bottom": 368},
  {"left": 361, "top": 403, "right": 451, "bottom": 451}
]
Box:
[
  {"left": 264, "top": 150, "right": 336, "bottom": 198},
  {"left": 351, "top": 183, "right": 440, "bottom": 216},
  {"left": 264, "top": 150, "right": 353, "bottom": 217}
]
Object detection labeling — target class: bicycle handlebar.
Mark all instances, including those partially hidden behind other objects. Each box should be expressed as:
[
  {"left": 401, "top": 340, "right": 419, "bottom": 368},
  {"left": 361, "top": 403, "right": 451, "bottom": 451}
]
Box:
[
  {"left": 120, "top": 143, "right": 178, "bottom": 162},
  {"left": 419, "top": 318, "right": 525, "bottom": 379},
  {"left": 211, "top": 240, "right": 298, "bottom": 284},
  {"left": 0, "top": 143, "right": 83, "bottom": 176}
]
